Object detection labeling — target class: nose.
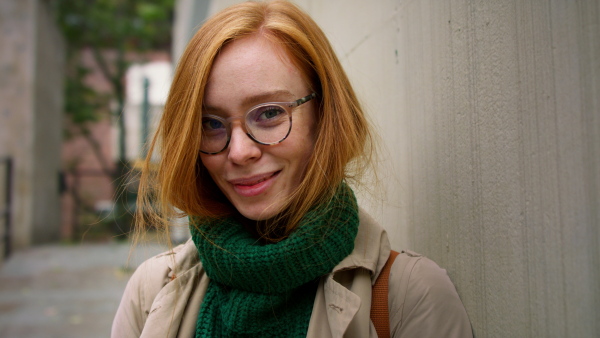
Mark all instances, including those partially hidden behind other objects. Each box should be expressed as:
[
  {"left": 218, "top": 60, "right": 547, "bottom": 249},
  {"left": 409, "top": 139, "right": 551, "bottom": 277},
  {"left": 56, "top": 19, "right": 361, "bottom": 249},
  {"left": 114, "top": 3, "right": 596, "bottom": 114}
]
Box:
[{"left": 227, "top": 123, "right": 261, "bottom": 164}]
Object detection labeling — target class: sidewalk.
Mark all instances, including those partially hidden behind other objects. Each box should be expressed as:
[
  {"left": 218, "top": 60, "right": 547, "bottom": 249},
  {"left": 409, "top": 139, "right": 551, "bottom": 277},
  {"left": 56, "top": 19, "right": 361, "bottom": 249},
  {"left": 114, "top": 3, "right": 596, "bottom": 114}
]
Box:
[{"left": 0, "top": 241, "right": 166, "bottom": 338}]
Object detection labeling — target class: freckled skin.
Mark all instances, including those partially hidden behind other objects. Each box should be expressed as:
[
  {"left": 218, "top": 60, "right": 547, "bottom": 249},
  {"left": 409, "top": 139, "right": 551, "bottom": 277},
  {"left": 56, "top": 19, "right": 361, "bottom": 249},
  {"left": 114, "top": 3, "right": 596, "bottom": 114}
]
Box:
[{"left": 200, "top": 34, "right": 317, "bottom": 221}]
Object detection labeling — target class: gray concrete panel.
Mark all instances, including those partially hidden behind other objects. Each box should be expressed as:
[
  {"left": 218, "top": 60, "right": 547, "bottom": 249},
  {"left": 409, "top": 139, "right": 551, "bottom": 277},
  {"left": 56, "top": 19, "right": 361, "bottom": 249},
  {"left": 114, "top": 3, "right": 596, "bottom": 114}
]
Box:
[{"left": 179, "top": 0, "right": 599, "bottom": 336}]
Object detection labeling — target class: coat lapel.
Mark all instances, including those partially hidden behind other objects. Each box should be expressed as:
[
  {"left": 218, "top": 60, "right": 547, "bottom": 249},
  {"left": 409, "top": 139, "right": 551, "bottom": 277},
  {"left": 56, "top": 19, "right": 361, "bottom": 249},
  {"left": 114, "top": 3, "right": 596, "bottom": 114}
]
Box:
[
  {"left": 306, "top": 208, "right": 391, "bottom": 338},
  {"left": 140, "top": 241, "right": 208, "bottom": 338},
  {"left": 323, "top": 273, "right": 362, "bottom": 337}
]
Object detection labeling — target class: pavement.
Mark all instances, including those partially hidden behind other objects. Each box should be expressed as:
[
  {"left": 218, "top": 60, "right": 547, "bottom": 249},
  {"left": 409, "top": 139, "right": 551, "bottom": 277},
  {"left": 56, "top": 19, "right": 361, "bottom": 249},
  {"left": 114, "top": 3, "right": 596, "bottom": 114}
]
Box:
[{"left": 0, "top": 240, "right": 167, "bottom": 338}]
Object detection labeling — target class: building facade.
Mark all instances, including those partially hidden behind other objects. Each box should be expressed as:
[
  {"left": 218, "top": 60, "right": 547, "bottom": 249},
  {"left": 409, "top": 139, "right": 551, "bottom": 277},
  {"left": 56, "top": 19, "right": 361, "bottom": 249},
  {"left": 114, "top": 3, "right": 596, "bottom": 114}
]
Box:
[{"left": 0, "top": 0, "right": 65, "bottom": 259}]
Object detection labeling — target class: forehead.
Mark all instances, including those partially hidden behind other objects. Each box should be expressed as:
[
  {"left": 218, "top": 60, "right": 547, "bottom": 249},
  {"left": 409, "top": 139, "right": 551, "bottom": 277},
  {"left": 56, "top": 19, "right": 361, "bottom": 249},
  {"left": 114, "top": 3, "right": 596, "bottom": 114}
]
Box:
[{"left": 204, "top": 34, "right": 309, "bottom": 108}]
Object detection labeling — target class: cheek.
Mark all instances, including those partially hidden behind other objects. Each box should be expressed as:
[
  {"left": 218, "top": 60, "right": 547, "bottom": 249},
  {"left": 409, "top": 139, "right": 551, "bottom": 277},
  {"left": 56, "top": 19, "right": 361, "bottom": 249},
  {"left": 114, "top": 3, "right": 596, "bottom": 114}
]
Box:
[
  {"left": 289, "top": 118, "right": 317, "bottom": 172},
  {"left": 199, "top": 154, "right": 221, "bottom": 179},
  {"left": 298, "top": 131, "right": 316, "bottom": 161},
  {"left": 299, "top": 112, "right": 318, "bottom": 156}
]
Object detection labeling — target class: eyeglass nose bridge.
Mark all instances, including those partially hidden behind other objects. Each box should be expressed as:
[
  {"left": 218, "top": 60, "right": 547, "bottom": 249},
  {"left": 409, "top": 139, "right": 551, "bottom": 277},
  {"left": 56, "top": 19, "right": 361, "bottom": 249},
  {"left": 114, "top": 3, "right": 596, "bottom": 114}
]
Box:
[
  {"left": 226, "top": 114, "right": 292, "bottom": 147},
  {"left": 225, "top": 115, "right": 264, "bottom": 141},
  {"left": 224, "top": 117, "right": 258, "bottom": 146}
]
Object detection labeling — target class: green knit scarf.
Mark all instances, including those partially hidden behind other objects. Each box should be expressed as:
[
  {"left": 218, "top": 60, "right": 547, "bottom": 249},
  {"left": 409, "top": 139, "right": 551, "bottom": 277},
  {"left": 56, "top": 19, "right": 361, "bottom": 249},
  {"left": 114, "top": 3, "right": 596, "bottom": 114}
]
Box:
[{"left": 190, "top": 184, "right": 359, "bottom": 337}]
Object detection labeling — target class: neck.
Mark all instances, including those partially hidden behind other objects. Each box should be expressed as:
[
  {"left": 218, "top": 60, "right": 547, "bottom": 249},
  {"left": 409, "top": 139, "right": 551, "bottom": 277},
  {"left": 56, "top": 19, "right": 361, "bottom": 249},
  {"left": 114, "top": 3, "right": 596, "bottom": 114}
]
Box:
[{"left": 235, "top": 212, "right": 291, "bottom": 244}]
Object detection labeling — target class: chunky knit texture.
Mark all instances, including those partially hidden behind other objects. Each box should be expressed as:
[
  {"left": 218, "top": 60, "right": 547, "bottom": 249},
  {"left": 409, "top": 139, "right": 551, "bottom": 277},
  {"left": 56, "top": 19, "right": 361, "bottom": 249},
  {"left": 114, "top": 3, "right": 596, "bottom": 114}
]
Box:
[{"left": 190, "top": 184, "right": 359, "bottom": 337}]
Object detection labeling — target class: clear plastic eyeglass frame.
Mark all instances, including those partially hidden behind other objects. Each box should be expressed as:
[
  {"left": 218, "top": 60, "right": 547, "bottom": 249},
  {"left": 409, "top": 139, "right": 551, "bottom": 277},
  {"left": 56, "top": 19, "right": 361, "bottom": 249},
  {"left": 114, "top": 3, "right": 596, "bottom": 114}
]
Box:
[{"left": 200, "top": 92, "right": 316, "bottom": 155}]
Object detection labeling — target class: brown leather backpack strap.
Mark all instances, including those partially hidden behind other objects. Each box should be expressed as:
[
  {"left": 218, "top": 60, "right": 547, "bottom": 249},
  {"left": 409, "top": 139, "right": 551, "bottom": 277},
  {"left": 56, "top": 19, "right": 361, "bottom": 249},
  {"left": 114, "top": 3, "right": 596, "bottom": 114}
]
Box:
[{"left": 370, "top": 250, "right": 399, "bottom": 338}]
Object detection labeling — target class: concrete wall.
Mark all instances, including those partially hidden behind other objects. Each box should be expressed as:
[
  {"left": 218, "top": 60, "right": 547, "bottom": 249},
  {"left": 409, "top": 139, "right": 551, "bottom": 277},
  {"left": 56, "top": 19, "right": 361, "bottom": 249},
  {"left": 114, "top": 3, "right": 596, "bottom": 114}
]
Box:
[
  {"left": 187, "top": 0, "right": 599, "bottom": 336},
  {"left": 0, "top": 0, "right": 64, "bottom": 252},
  {"left": 173, "top": 0, "right": 211, "bottom": 67},
  {"left": 308, "top": 1, "right": 600, "bottom": 336}
]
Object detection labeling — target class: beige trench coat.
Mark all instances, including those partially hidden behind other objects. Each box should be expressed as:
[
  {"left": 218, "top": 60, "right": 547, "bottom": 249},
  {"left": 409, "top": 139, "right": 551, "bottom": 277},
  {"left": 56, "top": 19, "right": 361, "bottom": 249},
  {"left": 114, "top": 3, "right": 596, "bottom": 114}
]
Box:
[{"left": 112, "top": 210, "right": 472, "bottom": 337}]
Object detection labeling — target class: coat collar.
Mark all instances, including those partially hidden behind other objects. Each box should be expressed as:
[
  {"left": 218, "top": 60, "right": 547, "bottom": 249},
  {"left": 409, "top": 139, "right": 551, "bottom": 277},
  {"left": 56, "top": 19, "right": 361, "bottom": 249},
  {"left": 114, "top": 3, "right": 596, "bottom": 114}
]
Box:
[
  {"left": 165, "top": 238, "right": 199, "bottom": 277},
  {"left": 308, "top": 208, "right": 391, "bottom": 338},
  {"left": 332, "top": 208, "right": 391, "bottom": 282}
]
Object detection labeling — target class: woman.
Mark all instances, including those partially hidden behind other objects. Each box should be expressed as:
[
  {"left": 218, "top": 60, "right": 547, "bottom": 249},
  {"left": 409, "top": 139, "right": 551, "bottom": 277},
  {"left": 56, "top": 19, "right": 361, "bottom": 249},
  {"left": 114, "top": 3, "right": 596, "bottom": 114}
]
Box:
[{"left": 112, "top": 1, "right": 472, "bottom": 337}]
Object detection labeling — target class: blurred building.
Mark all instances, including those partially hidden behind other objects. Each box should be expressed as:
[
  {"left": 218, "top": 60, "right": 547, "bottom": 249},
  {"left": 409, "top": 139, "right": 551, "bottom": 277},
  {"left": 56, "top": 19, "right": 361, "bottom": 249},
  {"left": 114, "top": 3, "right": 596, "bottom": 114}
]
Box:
[
  {"left": 60, "top": 51, "right": 171, "bottom": 240},
  {"left": 123, "top": 59, "right": 172, "bottom": 165},
  {"left": 0, "top": 0, "right": 65, "bottom": 260},
  {"left": 60, "top": 48, "right": 116, "bottom": 240}
]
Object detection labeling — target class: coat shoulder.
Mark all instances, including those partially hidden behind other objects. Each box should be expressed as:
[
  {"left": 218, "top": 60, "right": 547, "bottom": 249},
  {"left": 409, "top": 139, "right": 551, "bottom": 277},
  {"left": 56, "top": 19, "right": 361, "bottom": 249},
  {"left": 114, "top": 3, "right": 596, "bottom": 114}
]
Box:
[
  {"left": 387, "top": 251, "right": 473, "bottom": 337},
  {"left": 111, "top": 240, "right": 202, "bottom": 337}
]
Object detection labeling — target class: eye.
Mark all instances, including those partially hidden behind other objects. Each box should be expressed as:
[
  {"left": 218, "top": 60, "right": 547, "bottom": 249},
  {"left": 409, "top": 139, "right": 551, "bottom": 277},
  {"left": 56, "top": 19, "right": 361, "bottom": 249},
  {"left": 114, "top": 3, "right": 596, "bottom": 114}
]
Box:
[
  {"left": 201, "top": 116, "right": 225, "bottom": 132},
  {"left": 251, "top": 105, "right": 286, "bottom": 122},
  {"left": 260, "top": 107, "right": 283, "bottom": 120}
]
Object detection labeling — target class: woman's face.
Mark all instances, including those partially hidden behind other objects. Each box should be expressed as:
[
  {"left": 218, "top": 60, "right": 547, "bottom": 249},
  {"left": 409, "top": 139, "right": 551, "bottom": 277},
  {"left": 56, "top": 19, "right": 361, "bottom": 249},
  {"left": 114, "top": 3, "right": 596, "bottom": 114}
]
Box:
[{"left": 200, "top": 34, "right": 317, "bottom": 221}]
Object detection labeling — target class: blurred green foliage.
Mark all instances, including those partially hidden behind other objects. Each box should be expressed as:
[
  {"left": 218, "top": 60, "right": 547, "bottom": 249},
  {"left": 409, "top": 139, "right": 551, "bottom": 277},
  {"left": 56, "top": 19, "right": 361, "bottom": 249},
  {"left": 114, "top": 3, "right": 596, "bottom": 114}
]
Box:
[
  {"left": 51, "top": 0, "right": 175, "bottom": 239},
  {"left": 51, "top": 0, "right": 174, "bottom": 144},
  {"left": 53, "top": 0, "right": 173, "bottom": 51}
]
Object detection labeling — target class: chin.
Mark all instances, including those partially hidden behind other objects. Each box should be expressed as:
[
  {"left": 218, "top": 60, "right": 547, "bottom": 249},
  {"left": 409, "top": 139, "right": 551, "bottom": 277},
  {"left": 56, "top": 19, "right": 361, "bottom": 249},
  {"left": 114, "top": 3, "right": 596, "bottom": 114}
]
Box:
[{"left": 235, "top": 202, "right": 283, "bottom": 221}]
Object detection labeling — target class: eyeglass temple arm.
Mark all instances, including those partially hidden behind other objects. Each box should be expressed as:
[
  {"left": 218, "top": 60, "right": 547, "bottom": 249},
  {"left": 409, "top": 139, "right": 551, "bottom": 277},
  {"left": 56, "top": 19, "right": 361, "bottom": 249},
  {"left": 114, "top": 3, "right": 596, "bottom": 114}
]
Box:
[{"left": 292, "top": 92, "right": 316, "bottom": 107}]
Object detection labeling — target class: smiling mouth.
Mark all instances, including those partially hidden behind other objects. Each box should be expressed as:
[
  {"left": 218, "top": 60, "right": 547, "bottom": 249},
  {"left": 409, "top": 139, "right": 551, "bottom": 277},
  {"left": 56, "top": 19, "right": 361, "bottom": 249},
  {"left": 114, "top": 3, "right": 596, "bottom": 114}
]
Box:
[
  {"left": 229, "top": 171, "right": 281, "bottom": 197},
  {"left": 232, "top": 171, "right": 281, "bottom": 186}
]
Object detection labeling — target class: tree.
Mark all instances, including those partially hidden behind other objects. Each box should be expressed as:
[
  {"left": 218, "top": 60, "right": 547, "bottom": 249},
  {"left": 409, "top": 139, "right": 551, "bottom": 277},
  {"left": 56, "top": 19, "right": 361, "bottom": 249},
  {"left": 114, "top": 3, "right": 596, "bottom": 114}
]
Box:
[{"left": 51, "top": 0, "right": 175, "bottom": 238}]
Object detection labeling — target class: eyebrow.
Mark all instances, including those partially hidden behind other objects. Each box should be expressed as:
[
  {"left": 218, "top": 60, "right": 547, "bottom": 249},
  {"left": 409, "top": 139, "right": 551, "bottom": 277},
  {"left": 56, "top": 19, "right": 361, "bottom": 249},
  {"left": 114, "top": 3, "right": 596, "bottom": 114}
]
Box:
[{"left": 203, "top": 90, "right": 296, "bottom": 113}]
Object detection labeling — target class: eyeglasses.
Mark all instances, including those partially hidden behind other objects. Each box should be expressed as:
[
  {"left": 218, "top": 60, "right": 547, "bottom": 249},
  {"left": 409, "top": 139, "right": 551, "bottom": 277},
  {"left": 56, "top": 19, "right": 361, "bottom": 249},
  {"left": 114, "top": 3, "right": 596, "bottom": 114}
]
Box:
[{"left": 200, "top": 93, "right": 316, "bottom": 154}]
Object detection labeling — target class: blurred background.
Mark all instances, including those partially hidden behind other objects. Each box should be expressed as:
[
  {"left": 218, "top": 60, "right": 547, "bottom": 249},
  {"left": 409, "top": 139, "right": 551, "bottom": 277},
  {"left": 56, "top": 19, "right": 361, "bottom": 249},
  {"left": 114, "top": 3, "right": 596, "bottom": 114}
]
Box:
[
  {"left": 1, "top": 0, "right": 599, "bottom": 337},
  {"left": 0, "top": 0, "right": 176, "bottom": 336},
  {"left": 0, "top": 0, "right": 176, "bottom": 252}
]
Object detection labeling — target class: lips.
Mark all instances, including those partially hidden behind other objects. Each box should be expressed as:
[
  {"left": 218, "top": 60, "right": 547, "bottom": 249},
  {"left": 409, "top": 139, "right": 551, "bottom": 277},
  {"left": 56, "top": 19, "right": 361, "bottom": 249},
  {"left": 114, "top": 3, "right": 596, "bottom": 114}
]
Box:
[
  {"left": 229, "top": 171, "right": 281, "bottom": 197},
  {"left": 234, "top": 172, "right": 276, "bottom": 186}
]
